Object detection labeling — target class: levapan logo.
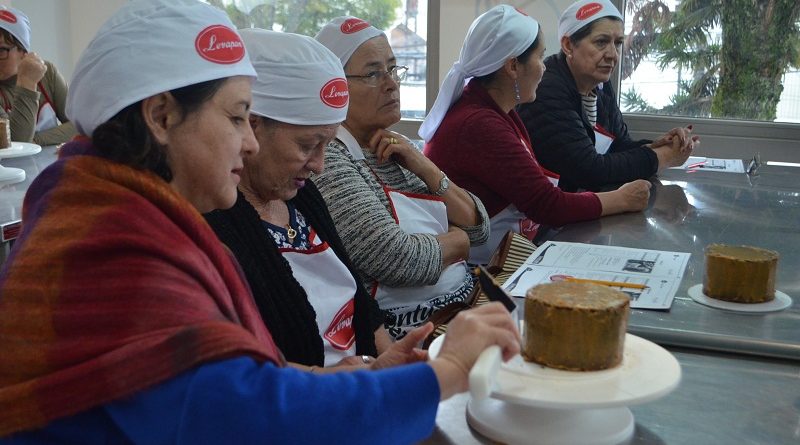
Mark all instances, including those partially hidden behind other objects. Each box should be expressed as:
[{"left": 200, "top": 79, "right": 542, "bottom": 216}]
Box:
[
  {"left": 320, "top": 78, "right": 349, "bottom": 109},
  {"left": 340, "top": 18, "right": 370, "bottom": 34},
  {"left": 324, "top": 299, "right": 356, "bottom": 350},
  {"left": 576, "top": 2, "right": 603, "bottom": 21},
  {"left": 195, "top": 25, "right": 245, "bottom": 64},
  {"left": 0, "top": 11, "right": 17, "bottom": 24}
]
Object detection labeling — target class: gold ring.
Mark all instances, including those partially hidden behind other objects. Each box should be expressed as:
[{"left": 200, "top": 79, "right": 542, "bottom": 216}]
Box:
[{"left": 389, "top": 137, "right": 398, "bottom": 145}]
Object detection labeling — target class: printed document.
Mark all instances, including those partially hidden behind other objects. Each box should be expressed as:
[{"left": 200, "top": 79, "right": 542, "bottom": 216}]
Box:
[{"left": 503, "top": 241, "right": 691, "bottom": 310}]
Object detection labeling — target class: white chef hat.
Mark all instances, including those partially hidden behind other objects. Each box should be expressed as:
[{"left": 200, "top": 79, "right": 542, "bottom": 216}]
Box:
[
  {"left": 419, "top": 5, "right": 538, "bottom": 141},
  {"left": 66, "top": 0, "right": 256, "bottom": 137},
  {"left": 314, "top": 16, "right": 385, "bottom": 67},
  {"left": 0, "top": 7, "right": 31, "bottom": 52},
  {"left": 242, "top": 29, "right": 348, "bottom": 125},
  {"left": 558, "top": 0, "right": 623, "bottom": 40}
]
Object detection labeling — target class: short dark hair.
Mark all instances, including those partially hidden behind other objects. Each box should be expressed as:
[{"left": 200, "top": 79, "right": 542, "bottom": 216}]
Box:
[
  {"left": 475, "top": 30, "right": 542, "bottom": 84},
  {"left": 0, "top": 29, "right": 24, "bottom": 51},
  {"left": 91, "top": 78, "right": 227, "bottom": 182},
  {"left": 568, "top": 16, "right": 623, "bottom": 46}
]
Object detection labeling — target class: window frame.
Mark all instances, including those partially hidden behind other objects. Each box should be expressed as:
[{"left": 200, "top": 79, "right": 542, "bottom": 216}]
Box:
[{"left": 397, "top": 0, "right": 800, "bottom": 162}]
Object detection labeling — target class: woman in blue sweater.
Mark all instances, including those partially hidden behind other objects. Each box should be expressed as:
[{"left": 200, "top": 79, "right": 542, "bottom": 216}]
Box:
[{"left": 0, "top": 1, "right": 520, "bottom": 444}]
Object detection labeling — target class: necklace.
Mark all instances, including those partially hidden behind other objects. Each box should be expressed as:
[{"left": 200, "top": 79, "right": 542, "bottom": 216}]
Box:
[{"left": 285, "top": 224, "right": 297, "bottom": 243}]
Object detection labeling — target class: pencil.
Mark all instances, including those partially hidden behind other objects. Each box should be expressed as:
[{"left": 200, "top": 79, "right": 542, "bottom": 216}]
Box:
[{"left": 563, "top": 277, "right": 648, "bottom": 290}]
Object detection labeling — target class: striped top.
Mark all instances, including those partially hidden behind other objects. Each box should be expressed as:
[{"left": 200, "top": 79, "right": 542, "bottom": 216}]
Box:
[
  {"left": 313, "top": 137, "right": 490, "bottom": 295},
  {"left": 581, "top": 91, "right": 598, "bottom": 126}
]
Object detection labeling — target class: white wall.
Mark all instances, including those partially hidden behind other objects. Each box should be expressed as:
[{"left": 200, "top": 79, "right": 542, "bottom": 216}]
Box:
[
  {"left": 438, "top": 0, "right": 573, "bottom": 88},
  {"left": 10, "top": 0, "right": 126, "bottom": 81}
]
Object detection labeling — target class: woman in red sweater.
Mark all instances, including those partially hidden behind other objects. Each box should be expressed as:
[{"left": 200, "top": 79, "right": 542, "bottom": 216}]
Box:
[{"left": 422, "top": 5, "right": 654, "bottom": 264}]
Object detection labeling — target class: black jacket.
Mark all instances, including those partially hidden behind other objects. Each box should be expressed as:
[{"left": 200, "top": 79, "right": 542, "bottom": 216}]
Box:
[
  {"left": 517, "top": 53, "right": 657, "bottom": 192},
  {"left": 205, "top": 181, "right": 382, "bottom": 366}
]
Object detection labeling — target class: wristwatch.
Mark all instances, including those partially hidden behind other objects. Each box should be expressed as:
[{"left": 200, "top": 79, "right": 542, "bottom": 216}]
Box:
[{"left": 433, "top": 172, "right": 450, "bottom": 196}]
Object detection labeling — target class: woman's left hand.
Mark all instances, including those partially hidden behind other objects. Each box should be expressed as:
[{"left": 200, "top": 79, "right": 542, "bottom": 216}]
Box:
[
  {"left": 368, "top": 129, "right": 439, "bottom": 181},
  {"left": 651, "top": 126, "right": 700, "bottom": 154},
  {"left": 369, "top": 322, "right": 432, "bottom": 371}
]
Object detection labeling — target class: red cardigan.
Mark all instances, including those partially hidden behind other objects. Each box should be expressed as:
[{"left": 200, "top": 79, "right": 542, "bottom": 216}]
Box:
[{"left": 424, "top": 79, "right": 601, "bottom": 225}]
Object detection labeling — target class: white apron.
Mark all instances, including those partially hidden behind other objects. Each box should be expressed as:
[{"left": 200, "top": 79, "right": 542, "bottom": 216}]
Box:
[
  {"left": 469, "top": 137, "right": 560, "bottom": 264},
  {"left": 374, "top": 186, "right": 470, "bottom": 330},
  {"left": 593, "top": 124, "right": 615, "bottom": 155},
  {"left": 280, "top": 230, "right": 358, "bottom": 366}
]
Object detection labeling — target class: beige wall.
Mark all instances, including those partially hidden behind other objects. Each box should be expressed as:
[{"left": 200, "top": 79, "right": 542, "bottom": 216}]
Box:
[
  {"left": 10, "top": 0, "right": 126, "bottom": 81},
  {"left": 437, "top": 0, "right": 573, "bottom": 88}
]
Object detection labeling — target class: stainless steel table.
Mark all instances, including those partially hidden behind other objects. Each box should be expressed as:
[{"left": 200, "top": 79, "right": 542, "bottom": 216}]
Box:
[
  {"left": 422, "top": 347, "right": 800, "bottom": 444},
  {"left": 551, "top": 165, "right": 800, "bottom": 360},
  {"left": 421, "top": 164, "right": 800, "bottom": 444},
  {"left": 0, "top": 146, "right": 59, "bottom": 262}
]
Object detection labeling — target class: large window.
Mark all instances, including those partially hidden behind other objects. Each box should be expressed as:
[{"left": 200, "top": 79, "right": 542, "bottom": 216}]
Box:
[
  {"left": 205, "top": 0, "right": 428, "bottom": 119},
  {"left": 619, "top": 0, "right": 800, "bottom": 123}
]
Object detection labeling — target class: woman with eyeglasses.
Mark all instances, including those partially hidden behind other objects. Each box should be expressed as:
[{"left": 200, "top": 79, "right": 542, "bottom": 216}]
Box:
[
  {"left": 422, "top": 5, "right": 652, "bottom": 265},
  {"left": 314, "top": 17, "right": 490, "bottom": 341},
  {"left": 516, "top": 0, "right": 698, "bottom": 193},
  {"left": 0, "top": 7, "right": 76, "bottom": 146}
]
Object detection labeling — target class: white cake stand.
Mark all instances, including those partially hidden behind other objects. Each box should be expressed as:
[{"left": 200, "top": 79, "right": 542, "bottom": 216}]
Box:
[
  {"left": 0, "top": 142, "right": 42, "bottom": 159},
  {"left": 688, "top": 284, "right": 792, "bottom": 313},
  {"left": 430, "top": 334, "right": 681, "bottom": 445},
  {"left": 0, "top": 165, "right": 24, "bottom": 184},
  {"left": 0, "top": 142, "right": 42, "bottom": 185}
]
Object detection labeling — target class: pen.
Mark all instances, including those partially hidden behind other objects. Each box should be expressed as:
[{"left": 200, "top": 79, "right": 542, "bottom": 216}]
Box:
[
  {"left": 687, "top": 160, "right": 706, "bottom": 169},
  {"left": 562, "top": 277, "right": 649, "bottom": 290}
]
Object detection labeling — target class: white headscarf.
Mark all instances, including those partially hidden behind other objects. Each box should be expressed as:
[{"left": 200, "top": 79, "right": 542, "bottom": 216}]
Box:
[
  {"left": 242, "top": 29, "right": 348, "bottom": 125},
  {"left": 0, "top": 7, "right": 31, "bottom": 52},
  {"left": 419, "top": 5, "right": 539, "bottom": 141},
  {"left": 67, "top": 0, "right": 256, "bottom": 137},
  {"left": 314, "top": 16, "right": 385, "bottom": 67},
  {"left": 558, "top": 0, "right": 623, "bottom": 40}
]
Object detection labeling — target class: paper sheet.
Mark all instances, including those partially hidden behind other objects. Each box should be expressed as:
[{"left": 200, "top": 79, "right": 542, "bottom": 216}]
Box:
[
  {"left": 502, "top": 241, "right": 691, "bottom": 310},
  {"left": 671, "top": 156, "right": 745, "bottom": 173}
]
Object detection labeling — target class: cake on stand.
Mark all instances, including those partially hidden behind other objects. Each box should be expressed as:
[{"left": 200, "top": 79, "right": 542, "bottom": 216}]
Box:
[{"left": 430, "top": 333, "right": 681, "bottom": 445}]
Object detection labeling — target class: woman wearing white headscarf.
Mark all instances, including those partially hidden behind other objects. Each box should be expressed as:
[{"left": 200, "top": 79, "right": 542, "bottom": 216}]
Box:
[
  {"left": 314, "top": 17, "right": 490, "bottom": 340},
  {"left": 0, "top": 1, "right": 520, "bottom": 443},
  {"left": 516, "top": 0, "right": 699, "bottom": 192},
  {"left": 423, "top": 4, "right": 651, "bottom": 264},
  {"left": 0, "top": 6, "right": 76, "bottom": 145}
]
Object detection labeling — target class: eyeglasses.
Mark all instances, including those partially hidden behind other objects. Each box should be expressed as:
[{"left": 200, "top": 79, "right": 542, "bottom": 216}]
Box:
[
  {"left": 0, "top": 46, "right": 16, "bottom": 61},
  {"left": 346, "top": 65, "right": 409, "bottom": 87}
]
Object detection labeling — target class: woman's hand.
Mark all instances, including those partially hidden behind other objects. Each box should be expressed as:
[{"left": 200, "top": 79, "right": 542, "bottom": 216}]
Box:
[
  {"left": 651, "top": 126, "right": 701, "bottom": 169},
  {"left": 368, "top": 129, "right": 440, "bottom": 184},
  {"left": 436, "top": 225, "right": 470, "bottom": 266},
  {"left": 597, "top": 179, "right": 652, "bottom": 216},
  {"left": 369, "top": 129, "right": 481, "bottom": 227},
  {"left": 16, "top": 52, "right": 47, "bottom": 91},
  {"left": 370, "top": 323, "right": 432, "bottom": 371},
  {"left": 429, "top": 303, "right": 520, "bottom": 400}
]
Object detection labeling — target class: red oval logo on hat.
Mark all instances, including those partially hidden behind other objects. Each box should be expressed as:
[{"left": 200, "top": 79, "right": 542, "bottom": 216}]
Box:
[
  {"left": 576, "top": 2, "right": 603, "bottom": 21},
  {"left": 0, "top": 10, "right": 17, "bottom": 24},
  {"left": 320, "top": 78, "right": 349, "bottom": 109},
  {"left": 340, "top": 18, "right": 370, "bottom": 34},
  {"left": 195, "top": 25, "right": 245, "bottom": 64}
]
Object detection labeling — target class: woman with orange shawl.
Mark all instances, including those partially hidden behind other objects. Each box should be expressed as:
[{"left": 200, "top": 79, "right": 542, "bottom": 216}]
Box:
[{"left": 0, "top": 1, "right": 519, "bottom": 444}]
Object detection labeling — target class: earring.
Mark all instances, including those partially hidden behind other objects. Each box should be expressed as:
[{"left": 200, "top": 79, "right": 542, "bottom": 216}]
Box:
[
  {"left": 567, "top": 52, "right": 573, "bottom": 58},
  {"left": 513, "top": 80, "right": 521, "bottom": 102}
]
